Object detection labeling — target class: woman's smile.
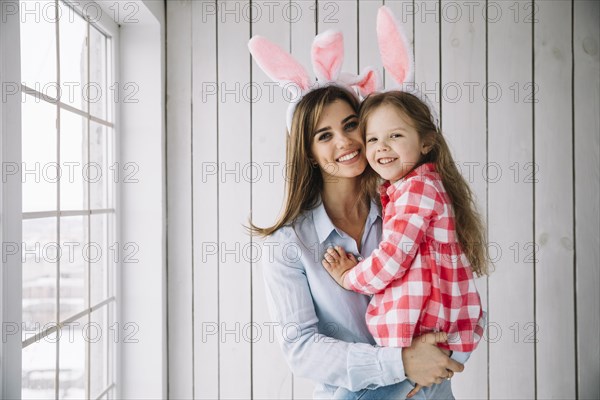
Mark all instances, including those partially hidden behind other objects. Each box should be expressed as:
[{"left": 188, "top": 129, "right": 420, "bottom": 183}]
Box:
[{"left": 336, "top": 149, "right": 361, "bottom": 163}]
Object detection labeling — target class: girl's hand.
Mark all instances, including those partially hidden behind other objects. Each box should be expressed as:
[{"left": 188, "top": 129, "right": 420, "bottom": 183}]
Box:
[{"left": 321, "top": 246, "right": 358, "bottom": 289}]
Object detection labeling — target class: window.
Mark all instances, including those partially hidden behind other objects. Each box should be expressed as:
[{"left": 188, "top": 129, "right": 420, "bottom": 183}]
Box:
[{"left": 20, "top": 1, "right": 118, "bottom": 398}]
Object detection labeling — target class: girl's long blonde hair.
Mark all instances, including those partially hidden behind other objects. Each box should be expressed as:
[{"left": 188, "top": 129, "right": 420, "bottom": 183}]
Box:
[
  {"left": 250, "top": 86, "right": 380, "bottom": 237},
  {"left": 359, "top": 91, "right": 489, "bottom": 277}
]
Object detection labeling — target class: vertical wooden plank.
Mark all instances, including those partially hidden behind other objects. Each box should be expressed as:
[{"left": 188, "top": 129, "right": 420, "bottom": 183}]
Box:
[
  {"left": 358, "top": 0, "right": 383, "bottom": 79},
  {"left": 217, "top": 1, "right": 252, "bottom": 398},
  {"left": 192, "top": 1, "right": 219, "bottom": 398},
  {"left": 318, "top": 0, "right": 357, "bottom": 73},
  {"left": 288, "top": 1, "right": 316, "bottom": 397},
  {"left": 384, "top": 0, "right": 414, "bottom": 88},
  {"left": 488, "top": 0, "right": 535, "bottom": 398},
  {"left": 414, "top": 0, "right": 440, "bottom": 111},
  {"left": 534, "top": 1, "right": 576, "bottom": 398},
  {"left": 290, "top": 0, "right": 315, "bottom": 73},
  {"left": 251, "top": 1, "right": 293, "bottom": 399},
  {"left": 574, "top": 1, "right": 600, "bottom": 398},
  {"left": 165, "top": 1, "right": 193, "bottom": 398},
  {"left": 440, "top": 1, "right": 488, "bottom": 398}
]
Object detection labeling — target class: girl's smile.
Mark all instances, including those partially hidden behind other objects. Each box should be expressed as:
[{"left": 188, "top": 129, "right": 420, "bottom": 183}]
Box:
[{"left": 377, "top": 157, "right": 398, "bottom": 165}]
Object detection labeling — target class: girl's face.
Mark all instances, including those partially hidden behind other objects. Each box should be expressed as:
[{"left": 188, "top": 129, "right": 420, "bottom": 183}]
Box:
[
  {"left": 364, "top": 104, "right": 431, "bottom": 182},
  {"left": 310, "top": 100, "right": 367, "bottom": 180}
]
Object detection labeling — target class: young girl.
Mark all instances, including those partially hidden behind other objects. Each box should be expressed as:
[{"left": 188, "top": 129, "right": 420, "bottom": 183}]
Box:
[
  {"left": 322, "top": 90, "right": 488, "bottom": 398},
  {"left": 323, "top": 90, "right": 488, "bottom": 398}
]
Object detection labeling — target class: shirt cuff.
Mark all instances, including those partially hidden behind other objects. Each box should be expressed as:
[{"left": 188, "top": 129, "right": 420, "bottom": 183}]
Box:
[
  {"left": 377, "top": 346, "right": 406, "bottom": 386},
  {"left": 342, "top": 272, "right": 352, "bottom": 290},
  {"left": 450, "top": 350, "right": 471, "bottom": 364}
]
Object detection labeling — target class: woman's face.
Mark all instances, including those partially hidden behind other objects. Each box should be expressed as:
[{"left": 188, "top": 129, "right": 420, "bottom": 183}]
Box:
[{"left": 310, "top": 100, "right": 367, "bottom": 180}]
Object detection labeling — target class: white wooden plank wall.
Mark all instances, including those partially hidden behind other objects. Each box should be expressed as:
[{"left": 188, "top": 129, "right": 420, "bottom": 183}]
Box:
[
  {"left": 166, "top": 2, "right": 194, "bottom": 398},
  {"left": 192, "top": 1, "right": 220, "bottom": 399},
  {"left": 535, "top": 2, "right": 576, "bottom": 398},
  {"left": 574, "top": 2, "right": 600, "bottom": 398},
  {"left": 488, "top": 1, "right": 535, "bottom": 398},
  {"left": 166, "top": 1, "right": 600, "bottom": 399}
]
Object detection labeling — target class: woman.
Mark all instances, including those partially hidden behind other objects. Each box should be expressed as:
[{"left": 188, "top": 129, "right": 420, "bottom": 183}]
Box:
[{"left": 251, "top": 85, "right": 462, "bottom": 399}]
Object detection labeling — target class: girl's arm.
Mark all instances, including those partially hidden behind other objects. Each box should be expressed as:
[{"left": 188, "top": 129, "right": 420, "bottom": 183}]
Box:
[
  {"left": 343, "top": 177, "right": 443, "bottom": 295},
  {"left": 449, "top": 309, "right": 488, "bottom": 363},
  {"left": 262, "top": 229, "right": 462, "bottom": 391}
]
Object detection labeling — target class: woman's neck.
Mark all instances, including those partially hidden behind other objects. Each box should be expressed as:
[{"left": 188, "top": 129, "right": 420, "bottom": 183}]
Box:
[{"left": 321, "top": 177, "right": 367, "bottom": 222}]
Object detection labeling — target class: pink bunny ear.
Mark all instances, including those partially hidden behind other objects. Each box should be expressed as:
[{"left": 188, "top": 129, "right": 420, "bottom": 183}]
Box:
[
  {"left": 311, "top": 30, "right": 344, "bottom": 82},
  {"left": 353, "top": 67, "right": 381, "bottom": 97},
  {"left": 340, "top": 67, "right": 382, "bottom": 98},
  {"left": 248, "top": 36, "right": 311, "bottom": 91},
  {"left": 377, "top": 6, "right": 414, "bottom": 86}
]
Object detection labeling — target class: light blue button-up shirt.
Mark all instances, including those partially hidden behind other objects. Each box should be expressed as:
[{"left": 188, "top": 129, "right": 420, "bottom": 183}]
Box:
[{"left": 261, "top": 199, "right": 407, "bottom": 398}]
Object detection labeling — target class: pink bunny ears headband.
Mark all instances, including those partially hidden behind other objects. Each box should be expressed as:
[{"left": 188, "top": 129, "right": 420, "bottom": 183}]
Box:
[
  {"left": 248, "top": 6, "right": 439, "bottom": 133},
  {"left": 375, "top": 6, "right": 440, "bottom": 127},
  {"left": 248, "top": 30, "right": 380, "bottom": 131}
]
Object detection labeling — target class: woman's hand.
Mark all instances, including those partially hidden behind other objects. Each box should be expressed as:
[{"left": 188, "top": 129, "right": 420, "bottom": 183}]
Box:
[
  {"left": 402, "top": 332, "right": 463, "bottom": 391},
  {"left": 406, "top": 346, "right": 454, "bottom": 398},
  {"left": 321, "top": 246, "right": 358, "bottom": 289}
]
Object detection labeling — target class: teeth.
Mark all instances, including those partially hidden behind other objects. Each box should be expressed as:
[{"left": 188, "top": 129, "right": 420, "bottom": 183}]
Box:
[
  {"left": 337, "top": 151, "right": 359, "bottom": 162},
  {"left": 379, "top": 158, "right": 396, "bottom": 165}
]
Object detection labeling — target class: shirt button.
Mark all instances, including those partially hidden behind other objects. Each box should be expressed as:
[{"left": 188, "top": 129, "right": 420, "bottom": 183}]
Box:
[{"left": 357, "top": 257, "right": 363, "bottom": 261}]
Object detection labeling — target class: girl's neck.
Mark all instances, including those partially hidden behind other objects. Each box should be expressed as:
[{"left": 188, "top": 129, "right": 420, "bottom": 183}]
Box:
[{"left": 321, "top": 177, "right": 367, "bottom": 221}]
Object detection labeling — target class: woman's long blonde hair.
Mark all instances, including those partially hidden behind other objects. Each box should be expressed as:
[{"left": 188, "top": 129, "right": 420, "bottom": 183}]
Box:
[
  {"left": 250, "top": 86, "right": 380, "bottom": 237},
  {"left": 359, "top": 91, "right": 489, "bottom": 276}
]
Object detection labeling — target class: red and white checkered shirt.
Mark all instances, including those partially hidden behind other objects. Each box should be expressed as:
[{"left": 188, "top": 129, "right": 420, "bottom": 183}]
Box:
[{"left": 343, "top": 163, "right": 484, "bottom": 351}]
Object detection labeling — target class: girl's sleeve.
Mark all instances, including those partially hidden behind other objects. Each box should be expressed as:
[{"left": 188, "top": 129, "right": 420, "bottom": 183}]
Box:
[
  {"left": 261, "top": 230, "right": 407, "bottom": 391},
  {"left": 450, "top": 310, "right": 488, "bottom": 363},
  {"left": 344, "top": 177, "right": 443, "bottom": 295}
]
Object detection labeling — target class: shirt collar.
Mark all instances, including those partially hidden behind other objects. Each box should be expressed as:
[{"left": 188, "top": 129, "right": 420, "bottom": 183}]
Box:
[
  {"left": 386, "top": 162, "right": 436, "bottom": 197},
  {"left": 311, "top": 197, "right": 382, "bottom": 244},
  {"left": 312, "top": 200, "right": 337, "bottom": 244}
]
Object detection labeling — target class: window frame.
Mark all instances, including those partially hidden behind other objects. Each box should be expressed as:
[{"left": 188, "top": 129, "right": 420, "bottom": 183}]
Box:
[
  {"left": 2, "top": 1, "right": 166, "bottom": 398},
  {"left": 2, "top": 0, "right": 121, "bottom": 398},
  {"left": 1, "top": 0, "right": 24, "bottom": 397},
  {"left": 20, "top": 1, "right": 120, "bottom": 397}
]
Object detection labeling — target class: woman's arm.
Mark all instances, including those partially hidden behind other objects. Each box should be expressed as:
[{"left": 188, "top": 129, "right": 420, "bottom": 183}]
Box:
[
  {"left": 262, "top": 230, "right": 462, "bottom": 391},
  {"left": 262, "top": 235, "right": 403, "bottom": 391}
]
